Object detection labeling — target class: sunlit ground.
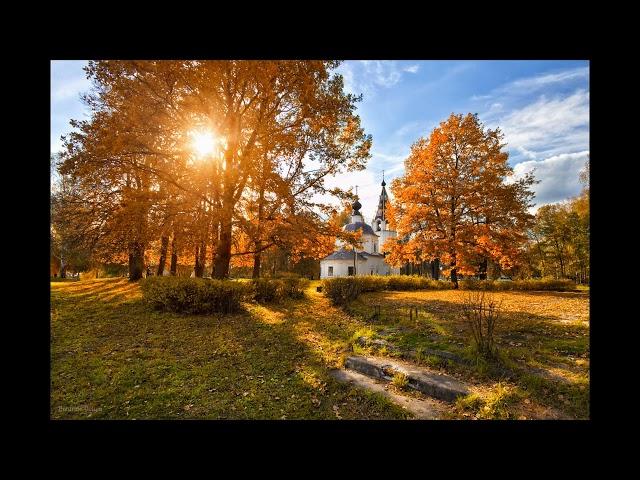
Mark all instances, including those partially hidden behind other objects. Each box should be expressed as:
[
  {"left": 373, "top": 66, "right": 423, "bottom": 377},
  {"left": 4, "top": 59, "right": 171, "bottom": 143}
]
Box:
[
  {"left": 50, "top": 278, "right": 408, "bottom": 420},
  {"left": 50, "top": 278, "right": 589, "bottom": 419}
]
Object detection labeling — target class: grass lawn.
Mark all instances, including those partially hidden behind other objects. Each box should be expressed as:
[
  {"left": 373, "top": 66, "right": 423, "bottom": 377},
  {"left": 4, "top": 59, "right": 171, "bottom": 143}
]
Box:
[
  {"left": 347, "top": 289, "right": 589, "bottom": 419},
  {"left": 50, "top": 278, "right": 410, "bottom": 419},
  {"left": 51, "top": 278, "right": 589, "bottom": 420}
]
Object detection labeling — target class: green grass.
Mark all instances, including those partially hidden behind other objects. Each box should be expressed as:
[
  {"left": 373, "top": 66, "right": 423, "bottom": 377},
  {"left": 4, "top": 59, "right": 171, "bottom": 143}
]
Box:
[
  {"left": 345, "top": 289, "right": 589, "bottom": 419},
  {"left": 51, "top": 278, "right": 409, "bottom": 420},
  {"left": 51, "top": 278, "right": 589, "bottom": 420}
]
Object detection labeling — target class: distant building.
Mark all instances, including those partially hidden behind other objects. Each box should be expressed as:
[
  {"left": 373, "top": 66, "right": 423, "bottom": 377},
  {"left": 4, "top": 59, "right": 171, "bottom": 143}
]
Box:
[{"left": 320, "top": 179, "right": 400, "bottom": 278}]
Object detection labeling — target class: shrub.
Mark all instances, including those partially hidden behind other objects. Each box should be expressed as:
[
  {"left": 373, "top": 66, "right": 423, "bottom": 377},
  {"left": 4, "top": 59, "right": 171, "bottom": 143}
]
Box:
[
  {"left": 280, "top": 275, "right": 309, "bottom": 299},
  {"left": 358, "top": 276, "right": 388, "bottom": 292},
  {"left": 252, "top": 278, "right": 286, "bottom": 303},
  {"left": 460, "top": 278, "right": 575, "bottom": 292},
  {"left": 322, "top": 275, "right": 450, "bottom": 305},
  {"left": 140, "top": 277, "right": 253, "bottom": 314},
  {"left": 322, "top": 277, "right": 363, "bottom": 305},
  {"left": 462, "top": 291, "right": 502, "bottom": 359},
  {"left": 386, "top": 275, "right": 449, "bottom": 291},
  {"left": 251, "top": 276, "right": 309, "bottom": 303}
]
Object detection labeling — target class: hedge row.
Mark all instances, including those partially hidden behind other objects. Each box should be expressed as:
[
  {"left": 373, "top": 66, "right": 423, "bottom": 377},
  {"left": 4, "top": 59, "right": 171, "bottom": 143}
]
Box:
[
  {"left": 141, "top": 275, "right": 309, "bottom": 314},
  {"left": 141, "top": 277, "right": 253, "bottom": 314},
  {"left": 322, "top": 275, "right": 577, "bottom": 305},
  {"left": 321, "top": 275, "right": 450, "bottom": 305},
  {"left": 459, "top": 278, "right": 575, "bottom": 292}
]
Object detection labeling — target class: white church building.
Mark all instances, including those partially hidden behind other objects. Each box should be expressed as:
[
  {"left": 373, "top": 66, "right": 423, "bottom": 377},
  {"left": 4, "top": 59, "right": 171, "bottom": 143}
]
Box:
[{"left": 320, "top": 179, "right": 400, "bottom": 278}]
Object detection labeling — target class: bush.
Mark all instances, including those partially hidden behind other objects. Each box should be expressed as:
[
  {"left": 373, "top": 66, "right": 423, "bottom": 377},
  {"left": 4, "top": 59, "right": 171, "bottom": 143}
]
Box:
[
  {"left": 462, "top": 291, "right": 501, "bottom": 359},
  {"left": 358, "top": 276, "right": 388, "bottom": 292},
  {"left": 322, "top": 277, "right": 364, "bottom": 305},
  {"left": 252, "top": 275, "right": 309, "bottom": 303},
  {"left": 280, "top": 275, "right": 309, "bottom": 299},
  {"left": 252, "top": 278, "right": 286, "bottom": 303},
  {"left": 460, "top": 278, "right": 575, "bottom": 292},
  {"left": 140, "top": 277, "right": 253, "bottom": 314},
  {"left": 322, "top": 275, "right": 450, "bottom": 305},
  {"left": 386, "top": 275, "right": 449, "bottom": 291}
]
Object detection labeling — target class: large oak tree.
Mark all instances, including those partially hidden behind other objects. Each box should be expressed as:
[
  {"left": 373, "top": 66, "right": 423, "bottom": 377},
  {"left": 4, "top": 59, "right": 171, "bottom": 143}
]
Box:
[
  {"left": 58, "top": 60, "right": 370, "bottom": 280},
  {"left": 386, "top": 113, "right": 535, "bottom": 288}
]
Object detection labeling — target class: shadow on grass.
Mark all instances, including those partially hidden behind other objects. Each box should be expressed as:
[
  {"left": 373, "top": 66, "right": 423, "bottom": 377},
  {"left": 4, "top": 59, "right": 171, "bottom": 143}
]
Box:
[
  {"left": 344, "top": 291, "right": 590, "bottom": 419},
  {"left": 50, "top": 280, "right": 410, "bottom": 420}
]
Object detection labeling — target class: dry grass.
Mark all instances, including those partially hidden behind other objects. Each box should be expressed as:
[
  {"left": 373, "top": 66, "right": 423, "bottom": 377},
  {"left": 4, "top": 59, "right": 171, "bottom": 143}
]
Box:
[{"left": 348, "top": 288, "right": 590, "bottom": 419}]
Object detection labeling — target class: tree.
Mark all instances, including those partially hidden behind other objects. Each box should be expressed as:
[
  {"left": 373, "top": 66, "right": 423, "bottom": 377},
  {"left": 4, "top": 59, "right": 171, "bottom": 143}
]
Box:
[
  {"left": 50, "top": 155, "right": 93, "bottom": 277},
  {"left": 388, "top": 113, "right": 536, "bottom": 288},
  {"left": 58, "top": 60, "right": 371, "bottom": 281}
]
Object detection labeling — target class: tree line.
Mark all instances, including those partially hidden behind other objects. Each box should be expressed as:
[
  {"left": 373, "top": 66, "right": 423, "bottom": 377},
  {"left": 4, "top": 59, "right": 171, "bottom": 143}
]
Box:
[{"left": 522, "top": 161, "right": 589, "bottom": 283}]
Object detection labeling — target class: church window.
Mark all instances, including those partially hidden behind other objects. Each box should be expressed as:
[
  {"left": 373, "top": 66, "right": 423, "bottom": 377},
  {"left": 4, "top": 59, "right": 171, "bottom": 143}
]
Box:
[{"left": 328, "top": 266, "right": 333, "bottom": 277}]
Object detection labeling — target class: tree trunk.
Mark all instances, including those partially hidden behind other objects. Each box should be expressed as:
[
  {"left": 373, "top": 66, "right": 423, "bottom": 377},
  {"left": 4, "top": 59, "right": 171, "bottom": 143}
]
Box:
[
  {"left": 450, "top": 266, "right": 458, "bottom": 289},
  {"left": 432, "top": 258, "right": 440, "bottom": 280},
  {"left": 194, "top": 245, "right": 203, "bottom": 277},
  {"left": 478, "top": 257, "right": 488, "bottom": 280},
  {"left": 213, "top": 211, "right": 232, "bottom": 279},
  {"left": 156, "top": 235, "right": 169, "bottom": 276},
  {"left": 450, "top": 253, "right": 458, "bottom": 289},
  {"left": 170, "top": 234, "right": 178, "bottom": 276},
  {"left": 128, "top": 241, "right": 145, "bottom": 281},
  {"left": 197, "top": 238, "right": 207, "bottom": 277},
  {"left": 252, "top": 243, "right": 261, "bottom": 279},
  {"left": 210, "top": 220, "right": 219, "bottom": 277}
]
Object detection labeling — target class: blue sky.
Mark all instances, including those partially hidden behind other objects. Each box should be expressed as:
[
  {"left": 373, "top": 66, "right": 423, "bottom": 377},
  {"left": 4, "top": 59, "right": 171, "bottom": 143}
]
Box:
[{"left": 51, "top": 60, "right": 589, "bottom": 218}]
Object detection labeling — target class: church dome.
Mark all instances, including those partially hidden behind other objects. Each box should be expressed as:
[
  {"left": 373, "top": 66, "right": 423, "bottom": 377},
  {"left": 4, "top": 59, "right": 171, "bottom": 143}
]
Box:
[
  {"left": 352, "top": 199, "right": 362, "bottom": 213},
  {"left": 344, "top": 221, "right": 377, "bottom": 236}
]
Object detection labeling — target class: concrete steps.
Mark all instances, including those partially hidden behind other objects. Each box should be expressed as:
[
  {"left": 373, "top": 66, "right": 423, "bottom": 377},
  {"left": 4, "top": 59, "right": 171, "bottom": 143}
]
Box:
[
  {"left": 329, "top": 369, "right": 447, "bottom": 419},
  {"left": 355, "top": 336, "right": 471, "bottom": 366},
  {"left": 344, "top": 355, "right": 470, "bottom": 403}
]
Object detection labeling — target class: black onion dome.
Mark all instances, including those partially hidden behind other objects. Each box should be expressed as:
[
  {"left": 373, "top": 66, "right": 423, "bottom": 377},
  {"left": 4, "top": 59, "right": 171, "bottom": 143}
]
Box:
[
  {"left": 352, "top": 199, "right": 362, "bottom": 213},
  {"left": 381, "top": 179, "right": 386, "bottom": 187},
  {"left": 344, "top": 222, "right": 377, "bottom": 236}
]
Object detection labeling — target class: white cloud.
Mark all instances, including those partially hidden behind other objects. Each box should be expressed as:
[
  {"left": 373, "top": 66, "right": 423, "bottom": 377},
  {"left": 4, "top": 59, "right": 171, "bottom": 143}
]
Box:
[
  {"left": 393, "top": 120, "right": 434, "bottom": 138},
  {"left": 512, "top": 150, "right": 589, "bottom": 208},
  {"left": 338, "top": 61, "right": 414, "bottom": 98},
  {"left": 51, "top": 76, "right": 90, "bottom": 103},
  {"left": 507, "top": 67, "right": 589, "bottom": 92},
  {"left": 471, "top": 66, "right": 589, "bottom": 101},
  {"left": 498, "top": 89, "right": 589, "bottom": 159}
]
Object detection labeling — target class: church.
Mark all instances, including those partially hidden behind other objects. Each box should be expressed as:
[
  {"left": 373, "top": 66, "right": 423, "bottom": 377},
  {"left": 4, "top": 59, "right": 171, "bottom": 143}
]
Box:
[{"left": 320, "top": 178, "right": 400, "bottom": 278}]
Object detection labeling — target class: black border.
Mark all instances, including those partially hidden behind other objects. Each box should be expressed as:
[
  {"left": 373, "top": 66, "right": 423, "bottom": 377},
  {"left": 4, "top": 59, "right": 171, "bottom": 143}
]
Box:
[{"left": 39, "top": 34, "right": 604, "bottom": 451}]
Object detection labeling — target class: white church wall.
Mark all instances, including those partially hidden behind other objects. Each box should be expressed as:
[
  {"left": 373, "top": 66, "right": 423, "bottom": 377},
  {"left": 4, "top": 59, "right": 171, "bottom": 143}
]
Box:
[
  {"left": 320, "top": 256, "right": 399, "bottom": 278},
  {"left": 320, "top": 259, "right": 368, "bottom": 279}
]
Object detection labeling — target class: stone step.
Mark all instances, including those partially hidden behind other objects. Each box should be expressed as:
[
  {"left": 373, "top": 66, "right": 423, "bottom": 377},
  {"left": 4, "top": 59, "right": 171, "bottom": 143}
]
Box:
[
  {"left": 355, "top": 336, "right": 471, "bottom": 366},
  {"left": 329, "top": 369, "right": 446, "bottom": 419},
  {"left": 344, "top": 355, "right": 470, "bottom": 403}
]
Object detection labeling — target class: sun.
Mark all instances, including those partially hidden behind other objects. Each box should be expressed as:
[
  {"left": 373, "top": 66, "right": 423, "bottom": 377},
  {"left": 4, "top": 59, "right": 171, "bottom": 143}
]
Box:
[{"left": 190, "top": 130, "right": 216, "bottom": 157}]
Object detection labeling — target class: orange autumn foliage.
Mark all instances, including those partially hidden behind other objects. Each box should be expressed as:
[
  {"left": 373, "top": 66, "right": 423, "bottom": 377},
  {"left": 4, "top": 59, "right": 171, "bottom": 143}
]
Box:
[{"left": 388, "top": 113, "right": 536, "bottom": 286}]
